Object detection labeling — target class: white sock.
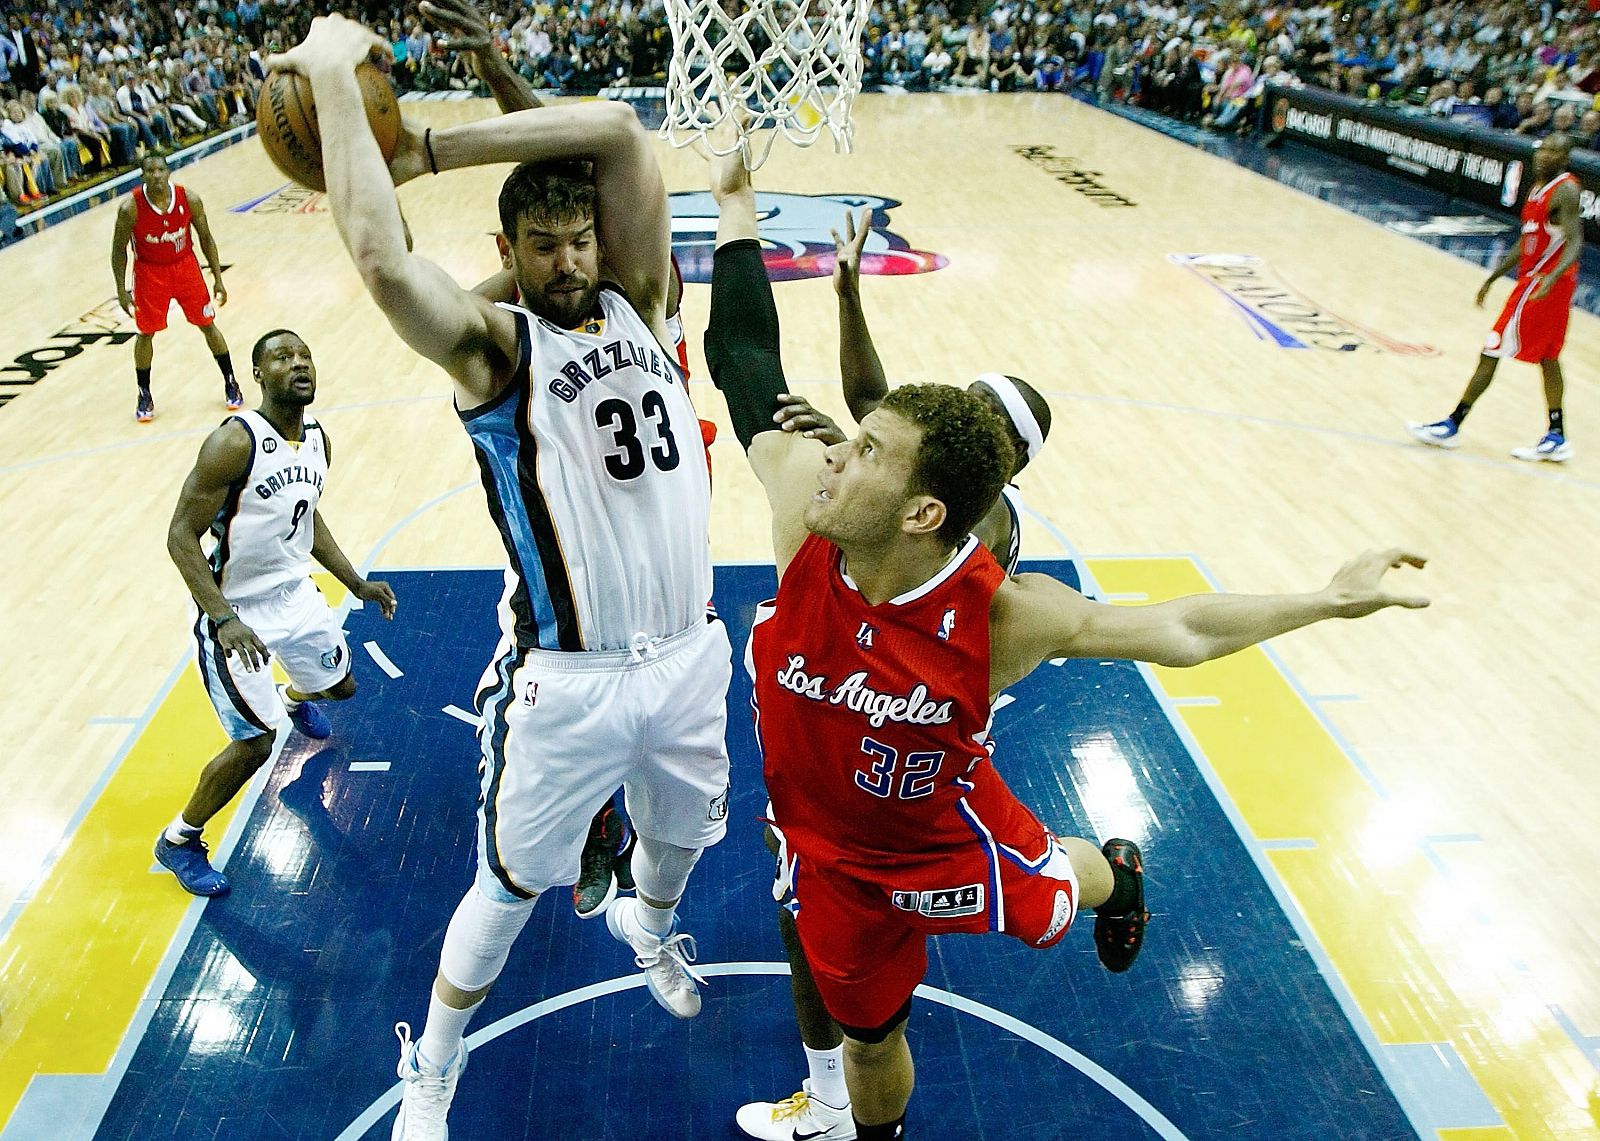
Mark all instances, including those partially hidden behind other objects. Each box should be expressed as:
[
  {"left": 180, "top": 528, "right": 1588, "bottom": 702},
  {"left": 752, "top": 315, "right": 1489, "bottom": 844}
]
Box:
[
  {"left": 636, "top": 897, "right": 676, "bottom": 939},
  {"left": 276, "top": 683, "right": 302, "bottom": 712},
  {"left": 417, "top": 990, "right": 480, "bottom": 1072},
  {"left": 164, "top": 814, "right": 203, "bottom": 846},
  {"left": 805, "top": 1044, "right": 847, "bottom": 1107}
]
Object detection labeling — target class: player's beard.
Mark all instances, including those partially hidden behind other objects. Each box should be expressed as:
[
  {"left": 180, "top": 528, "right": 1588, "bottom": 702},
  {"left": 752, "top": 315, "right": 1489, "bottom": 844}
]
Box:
[{"left": 526, "top": 275, "right": 599, "bottom": 330}]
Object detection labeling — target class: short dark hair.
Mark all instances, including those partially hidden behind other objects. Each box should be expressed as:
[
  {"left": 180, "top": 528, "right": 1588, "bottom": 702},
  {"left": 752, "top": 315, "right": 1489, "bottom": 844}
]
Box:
[
  {"left": 140, "top": 151, "right": 168, "bottom": 170},
  {"left": 880, "top": 384, "right": 1014, "bottom": 548},
  {"left": 252, "top": 328, "right": 301, "bottom": 369},
  {"left": 498, "top": 160, "right": 596, "bottom": 240}
]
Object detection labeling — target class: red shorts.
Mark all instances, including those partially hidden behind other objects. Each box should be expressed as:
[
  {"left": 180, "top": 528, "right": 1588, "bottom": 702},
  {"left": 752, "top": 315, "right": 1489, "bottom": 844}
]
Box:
[
  {"left": 1485, "top": 273, "right": 1575, "bottom": 363},
  {"left": 133, "top": 257, "right": 215, "bottom": 335},
  {"left": 787, "top": 783, "right": 1080, "bottom": 1032}
]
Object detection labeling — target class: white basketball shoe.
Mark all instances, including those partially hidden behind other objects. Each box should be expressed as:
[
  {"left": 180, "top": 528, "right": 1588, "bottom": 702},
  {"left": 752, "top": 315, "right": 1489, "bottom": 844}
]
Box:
[
  {"left": 735, "top": 1081, "right": 857, "bottom": 1140},
  {"left": 391, "top": 1022, "right": 467, "bottom": 1140},
  {"left": 606, "top": 896, "right": 707, "bottom": 1018}
]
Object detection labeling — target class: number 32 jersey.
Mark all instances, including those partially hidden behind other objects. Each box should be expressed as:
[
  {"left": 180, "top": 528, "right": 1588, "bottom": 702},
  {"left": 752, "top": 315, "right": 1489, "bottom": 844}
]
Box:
[
  {"left": 208, "top": 410, "right": 327, "bottom": 603},
  {"left": 751, "top": 532, "right": 1043, "bottom": 889},
  {"left": 461, "top": 289, "right": 713, "bottom": 652}
]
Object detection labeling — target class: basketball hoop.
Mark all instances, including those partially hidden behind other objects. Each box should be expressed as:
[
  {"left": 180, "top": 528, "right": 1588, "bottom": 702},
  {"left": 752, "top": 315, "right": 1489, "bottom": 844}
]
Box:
[{"left": 660, "top": 0, "right": 871, "bottom": 170}]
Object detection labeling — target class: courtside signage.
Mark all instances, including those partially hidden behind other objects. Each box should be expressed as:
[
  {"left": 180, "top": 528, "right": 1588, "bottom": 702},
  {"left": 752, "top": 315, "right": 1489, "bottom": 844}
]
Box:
[{"left": 1169, "top": 253, "right": 1439, "bottom": 355}]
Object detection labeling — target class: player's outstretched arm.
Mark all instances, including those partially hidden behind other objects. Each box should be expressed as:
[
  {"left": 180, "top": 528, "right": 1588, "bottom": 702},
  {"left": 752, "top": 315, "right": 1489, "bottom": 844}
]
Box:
[
  {"left": 166, "top": 423, "right": 270, "bottom": 670},
  {"left": 268, "top": 17, "right": 505, "bottom": 404},
  {"left": 703, "top": 151, "right": 820, "bottom": 574},
  {"left": 420, "top": 0, "right": 542, "bottom": 112},
  {"left": 990, "top": 548, "right": 1429, "bottom": 692},
  {"left": 832, "top": 206, "right": 889, "bottom": 422},
  {"left": 428, "top": 100, "right": 671, "bottom": 325}
]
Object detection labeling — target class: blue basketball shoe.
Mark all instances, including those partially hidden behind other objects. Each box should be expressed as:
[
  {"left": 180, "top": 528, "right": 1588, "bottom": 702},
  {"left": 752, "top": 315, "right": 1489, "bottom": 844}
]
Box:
[
  {"left": 154, "top": 834, "right": 230, "bottom": 897},
  {"left": 1511, "top": 432, "right": 1572, "bottom": 462},
  {"left": 1406, "top": 418, "right": 1461, "bottom": 449},
  {"left": 285, "top": 696, "right": 331, "bottom": 740}
]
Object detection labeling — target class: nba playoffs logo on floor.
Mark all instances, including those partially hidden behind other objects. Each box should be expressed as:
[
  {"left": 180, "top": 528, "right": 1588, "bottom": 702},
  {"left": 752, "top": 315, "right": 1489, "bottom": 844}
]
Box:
[
  {"left": 1, "top": 297, "right": 138, "bottom": 411},
  {"left": 229, "top": 183, "right": 328, "bottom": 215},
  {"left": 668, "top": 192, "right": 948, "bottom": 283},
  {"left": 1169, "top": 254, "right": 1439, "bottom": 355}
]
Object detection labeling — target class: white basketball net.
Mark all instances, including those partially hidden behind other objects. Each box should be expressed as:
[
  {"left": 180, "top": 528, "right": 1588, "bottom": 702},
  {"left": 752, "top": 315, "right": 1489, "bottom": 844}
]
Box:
[{"left": 661, "top": 0, "right": 871, "bottom": 169}]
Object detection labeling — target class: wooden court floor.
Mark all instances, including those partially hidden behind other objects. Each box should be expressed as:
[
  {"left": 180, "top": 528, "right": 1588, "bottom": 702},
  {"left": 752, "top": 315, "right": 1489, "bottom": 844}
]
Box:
[{"left": 0, "top": 93, "right": 1596, "bottom": 1138}]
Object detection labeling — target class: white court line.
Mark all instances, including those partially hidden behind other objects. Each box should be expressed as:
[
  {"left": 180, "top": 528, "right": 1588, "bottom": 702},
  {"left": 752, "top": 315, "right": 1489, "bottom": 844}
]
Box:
[
  {"left": 332, "top": 963, "right": 1190, "bottom": 1141},
  {"left": 348, "top": 761, "right": 391, "bottom": 773},
  {"left": 441, "top": 705, "right": 478, "bottom": 726},
  {"left": 363, "top": 641, "right": 403, "bottom": 679}
]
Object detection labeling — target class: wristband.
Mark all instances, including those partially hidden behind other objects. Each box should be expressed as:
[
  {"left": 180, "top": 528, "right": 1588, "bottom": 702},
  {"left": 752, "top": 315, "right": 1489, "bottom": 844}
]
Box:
[
  {"left": 215, "top": 614, "right": 239, "bottom": 628},
  {"left": 425, "top": 127, "right": 438, "bottom": 175}
]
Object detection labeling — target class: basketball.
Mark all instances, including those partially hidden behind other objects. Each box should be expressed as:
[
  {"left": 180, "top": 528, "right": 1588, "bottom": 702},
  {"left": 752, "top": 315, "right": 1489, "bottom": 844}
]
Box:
[{"left": 256, "top": 63, "right": 401, "bottom": 193}]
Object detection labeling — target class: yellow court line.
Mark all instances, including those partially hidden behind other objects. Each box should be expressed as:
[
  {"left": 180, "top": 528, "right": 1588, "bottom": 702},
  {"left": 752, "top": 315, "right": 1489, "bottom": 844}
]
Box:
[
  {"left": 1086, "top": 557, "right": 1600, "bottom": 1141},
  {"left": 0, "top": 573, "right": 345, "bottom": 1131}
]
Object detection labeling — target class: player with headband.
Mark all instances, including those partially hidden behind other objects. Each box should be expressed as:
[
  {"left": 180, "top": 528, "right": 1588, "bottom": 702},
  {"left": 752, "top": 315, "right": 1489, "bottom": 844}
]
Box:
[{"left": 740, "top": 210, "right": 1054, "bottom": 1141}]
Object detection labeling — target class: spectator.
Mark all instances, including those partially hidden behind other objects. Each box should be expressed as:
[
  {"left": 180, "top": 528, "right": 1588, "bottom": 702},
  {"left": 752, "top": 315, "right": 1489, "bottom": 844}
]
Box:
[
  {"left": 924, "top": 41, "right": 953, "bottom": 87},
  {"left": 60, "top": 85, "right": 114, "bottom": 170},
  {"left": 18, "top": 90, "right": 81, "bottom": 185}
]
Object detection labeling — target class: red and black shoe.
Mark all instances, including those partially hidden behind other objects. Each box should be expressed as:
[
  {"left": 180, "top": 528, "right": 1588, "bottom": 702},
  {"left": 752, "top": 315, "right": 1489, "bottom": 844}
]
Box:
[{"left": 1093, "top": 838, "right": 1148, "bottom": 973}]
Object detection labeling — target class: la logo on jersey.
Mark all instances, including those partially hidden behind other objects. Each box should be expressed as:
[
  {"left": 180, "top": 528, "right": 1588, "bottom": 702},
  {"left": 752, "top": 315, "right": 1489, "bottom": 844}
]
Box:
[
  {"left": 938, "top": 608, "right": 956, "bottom": 641},
  {"left": 774, "top": 654, "right": 954, "bottom": 729},
  {"left": 856, "top": 622, "right": 876, "bottom": 650}
]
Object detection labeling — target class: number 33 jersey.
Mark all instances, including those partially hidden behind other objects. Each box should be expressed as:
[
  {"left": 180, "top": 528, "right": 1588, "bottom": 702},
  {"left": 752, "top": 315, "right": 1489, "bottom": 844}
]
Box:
[
  {"left": 208, "top": 410, "right": 327, "bottom": 603},
  {"left": 750, "top": 532, "right": 1044, "bottom": 889},
  {"left": 461, "top": 290, "right": 713, "bottom": 652}
]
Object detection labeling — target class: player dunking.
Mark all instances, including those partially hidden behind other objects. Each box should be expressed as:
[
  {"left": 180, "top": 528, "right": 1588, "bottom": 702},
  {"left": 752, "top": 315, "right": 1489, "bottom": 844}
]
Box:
[
  {"left": 157, "top": 329, "right": 397, "bottom": 897},
  {"left": 1408, "top": 133, "right": 1581, "bottom": 463},
  {"left": 271, "top": 17, "right": 731, "bottom": 1140},
  {"left": 740, "top": 211, "right": 1055, "bottom": 1140},
  {"left": 429, "top": 0, "right": 716, "bottom": 919},
  {"left": 705, "top": 154, "right": 1431, "bottom": 1141},
  {"left": 111, "top": 153, "right": 239, "bottom": 424}
]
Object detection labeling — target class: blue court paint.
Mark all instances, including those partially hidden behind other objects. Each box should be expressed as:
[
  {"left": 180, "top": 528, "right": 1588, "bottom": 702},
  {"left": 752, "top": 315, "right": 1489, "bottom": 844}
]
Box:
[{"left": 89, "top": 566, "right": 1416, "bottom": 1141}]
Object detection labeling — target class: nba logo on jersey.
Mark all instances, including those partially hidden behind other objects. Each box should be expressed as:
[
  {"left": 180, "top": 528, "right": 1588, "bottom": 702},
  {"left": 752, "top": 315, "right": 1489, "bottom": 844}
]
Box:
[
  {"left": 891, "top": 890, "right": 919, "bottom": 912},
  {"left": 856, "top": 622, "right": 876, "bottom": 650},
  {"left": 938, "top": 608, "right": 956, "bottom": 641},
  {"left": 522, "top": 680, "right": 539, "bottom": 707}
]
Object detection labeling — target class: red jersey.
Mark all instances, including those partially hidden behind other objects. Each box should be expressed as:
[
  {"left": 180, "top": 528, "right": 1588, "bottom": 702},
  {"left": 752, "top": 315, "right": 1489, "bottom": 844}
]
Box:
[
  {"left": 1518, "top": 172, "right": 1579, "bottom": 281},
  {"left": 751, "top": 533, "right": 1037, "bottom": 888},
  {"left": 132, "top": 184, "right": 197, "bottom": 268}
]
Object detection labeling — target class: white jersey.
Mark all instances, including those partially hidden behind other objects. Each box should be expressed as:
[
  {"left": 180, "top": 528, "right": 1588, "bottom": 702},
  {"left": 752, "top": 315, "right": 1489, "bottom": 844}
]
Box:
[
  {"left": 460, "top": 288, "right": 713, "bottom": 652},
  {"left": 207, "top": 410, "right": 327, "bottom": 602}
]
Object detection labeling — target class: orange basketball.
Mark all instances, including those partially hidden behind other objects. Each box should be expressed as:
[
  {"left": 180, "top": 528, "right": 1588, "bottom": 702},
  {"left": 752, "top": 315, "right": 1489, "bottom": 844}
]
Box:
[{"left": 256, "top": 62, "right": 401, "bottom": 193}]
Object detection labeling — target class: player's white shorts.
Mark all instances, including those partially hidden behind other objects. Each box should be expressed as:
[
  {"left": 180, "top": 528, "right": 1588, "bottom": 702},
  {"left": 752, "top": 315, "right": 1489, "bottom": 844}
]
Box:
[
  {"left": 473, "top": 616, "right": 732, "bottom": 901},
  {"left": 193, "top": 578, "right": 352, "bottom": 741}
]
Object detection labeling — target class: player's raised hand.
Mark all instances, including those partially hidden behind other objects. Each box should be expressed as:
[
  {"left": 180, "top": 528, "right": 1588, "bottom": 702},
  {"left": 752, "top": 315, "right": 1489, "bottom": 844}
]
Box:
[
  {"left": 265, "top": 14, "right": 388, "bottom": 78},
  {"left": 217, "top": 616, "right": 271, "bottom": 671},
  {"left": 830, "top": 206, "right": 870, "bottom": 299},
  {"left": 420, "top": 0, "right": 493, "bottom": 54},
  {"left": 773, "top": 393, "right": 847, "bottom": 444},
  {"left": 355, "top": 577, "right": 399, "bottom": 620},
  {"left": 1323, "top": 548, "right": 1430, "bottom": 618}
]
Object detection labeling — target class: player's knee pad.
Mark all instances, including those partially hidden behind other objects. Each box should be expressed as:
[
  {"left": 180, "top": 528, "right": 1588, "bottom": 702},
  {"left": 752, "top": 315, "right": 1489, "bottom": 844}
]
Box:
[
  {"left": 438, "top": 883, "right": 538, "bottom": 993},
  {"left": 629, "top": 835, "right": 702, "bottom": 905}
]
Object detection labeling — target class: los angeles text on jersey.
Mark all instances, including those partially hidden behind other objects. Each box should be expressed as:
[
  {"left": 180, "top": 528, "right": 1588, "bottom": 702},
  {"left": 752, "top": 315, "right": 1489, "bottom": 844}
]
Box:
[
  {"left": 547, "top": 334, "right": 676, "bottom": 403},
  {"left": 254, "top": 464, "right": 324, "bottom": 500},
  {"left": 775, "top": 654, "right": 954, "bottom": 729}
]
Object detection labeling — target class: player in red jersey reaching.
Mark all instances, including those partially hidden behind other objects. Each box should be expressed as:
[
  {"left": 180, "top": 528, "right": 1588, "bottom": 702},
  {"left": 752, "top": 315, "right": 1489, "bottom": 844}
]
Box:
[
  {"left": 704, "top": 153, "right": 1431, "bottom": 1141},
  {"left": 111, "top": 152, "right": 238, "bottom": 423},
  {"left": 1408, "top": 133, "right": 1581, "bottom": 462}
]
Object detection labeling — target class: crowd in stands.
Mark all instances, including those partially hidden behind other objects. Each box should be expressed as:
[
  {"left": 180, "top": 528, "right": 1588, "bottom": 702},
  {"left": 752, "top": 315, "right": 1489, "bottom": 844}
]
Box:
[
  {"left": 0, "top": 1, "right": 308, "bottom": 214},
  {"left": 4, "top": 0, "right": 1600, "bottom": 215}
]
